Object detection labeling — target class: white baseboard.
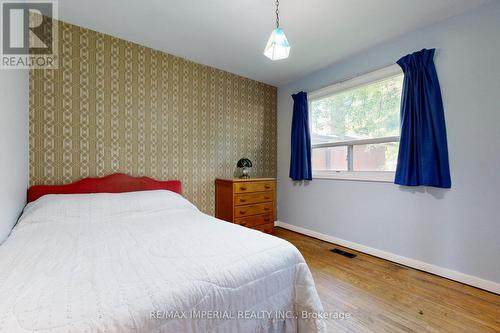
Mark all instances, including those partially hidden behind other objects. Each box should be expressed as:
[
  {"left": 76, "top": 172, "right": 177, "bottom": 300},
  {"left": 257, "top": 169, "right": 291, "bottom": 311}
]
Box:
[{"left": 275, "top": 221, "right": 500, "bottom": 294}]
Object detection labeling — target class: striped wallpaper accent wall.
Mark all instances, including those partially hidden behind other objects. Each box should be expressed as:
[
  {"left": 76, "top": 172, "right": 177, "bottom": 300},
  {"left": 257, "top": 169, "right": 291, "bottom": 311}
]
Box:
[{"left": 29, "top": 19, "right": 277, "bottom": 214}]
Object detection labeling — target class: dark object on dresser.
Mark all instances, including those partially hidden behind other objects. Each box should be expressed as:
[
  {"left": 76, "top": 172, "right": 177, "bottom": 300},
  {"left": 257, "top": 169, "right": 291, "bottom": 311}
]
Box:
[{"left": 236, "top": 158, "right": 253, "bottom": 178}]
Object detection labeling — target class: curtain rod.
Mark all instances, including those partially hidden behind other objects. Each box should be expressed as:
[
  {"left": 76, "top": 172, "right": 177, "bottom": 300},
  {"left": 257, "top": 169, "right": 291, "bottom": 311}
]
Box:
[{"left": 306, "top": 62, "right": 399, "bottom": 95}]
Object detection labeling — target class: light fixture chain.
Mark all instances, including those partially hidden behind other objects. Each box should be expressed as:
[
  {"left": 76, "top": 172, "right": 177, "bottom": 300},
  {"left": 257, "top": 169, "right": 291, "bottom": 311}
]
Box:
[
  {"left": 275, "top": 0, "right": 280, "bottom": 28},
  {"left": 264, "top": 0, "right": 290, "bottom": 61}
]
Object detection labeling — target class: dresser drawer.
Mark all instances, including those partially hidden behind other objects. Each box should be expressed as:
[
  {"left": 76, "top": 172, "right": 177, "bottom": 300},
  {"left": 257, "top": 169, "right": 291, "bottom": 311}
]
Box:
[
  {"left": 234, "top": 202, "right": 273, "bottom": 218},
  {"left": 234, "top": 192, "right": 273, "bottom": 206},
  {"left": 252, "top": 222, "right": 275, "bottom": 234},
  {"left": 234, "top": 213, "right": 273, "bottom": 228},
  {"left": 234, "top": 181, "right": 275, "bottom": 193}
]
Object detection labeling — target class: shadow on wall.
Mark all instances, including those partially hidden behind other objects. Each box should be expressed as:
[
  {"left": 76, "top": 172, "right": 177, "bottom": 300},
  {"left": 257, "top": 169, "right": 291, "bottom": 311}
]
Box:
[
  {"left": 290, "top": 178, "right": 450, "bottom": 201},
  {"left": 292, "top": 180, "right": 311, "bottom": 187},
  {"left": 398, "top": 185, "right": 450, "bottom": 200}
]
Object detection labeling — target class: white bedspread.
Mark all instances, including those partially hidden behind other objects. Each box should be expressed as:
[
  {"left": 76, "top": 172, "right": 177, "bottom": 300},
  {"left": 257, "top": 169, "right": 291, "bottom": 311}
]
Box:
[{"left": 0, "top": 190, "right": 325, "bottom": 333}]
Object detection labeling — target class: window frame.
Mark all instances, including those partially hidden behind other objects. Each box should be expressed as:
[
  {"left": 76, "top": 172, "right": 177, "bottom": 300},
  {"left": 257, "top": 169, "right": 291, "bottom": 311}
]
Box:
[{"left": 308, "top": 64, "right": 403, "bottom": 183}]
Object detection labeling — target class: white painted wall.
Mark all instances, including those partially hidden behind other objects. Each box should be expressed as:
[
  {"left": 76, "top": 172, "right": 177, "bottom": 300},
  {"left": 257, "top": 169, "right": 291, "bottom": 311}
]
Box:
[
  {"left": 277, "top": 1, "right": 500, "bottom": 286},
  {"left": 0, "top": 69, "right": 29, "bottom": 243}
]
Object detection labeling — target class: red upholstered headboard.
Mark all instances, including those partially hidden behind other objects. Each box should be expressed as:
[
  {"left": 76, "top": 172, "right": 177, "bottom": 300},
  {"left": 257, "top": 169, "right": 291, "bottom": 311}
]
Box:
[{"left": 27, "top": 173, "right": 182, "bottom": 203}]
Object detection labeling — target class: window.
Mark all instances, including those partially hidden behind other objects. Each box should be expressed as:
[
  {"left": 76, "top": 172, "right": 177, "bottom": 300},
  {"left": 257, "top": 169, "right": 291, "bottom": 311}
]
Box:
[{"left": 309, "top": 65, "right": 404, "bottom": 182}]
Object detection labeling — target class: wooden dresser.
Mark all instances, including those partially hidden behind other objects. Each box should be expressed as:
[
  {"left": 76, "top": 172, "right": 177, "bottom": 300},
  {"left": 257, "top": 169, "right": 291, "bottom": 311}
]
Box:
[{"left": 215, "top": 178, "right": 275, "bottom": 234}]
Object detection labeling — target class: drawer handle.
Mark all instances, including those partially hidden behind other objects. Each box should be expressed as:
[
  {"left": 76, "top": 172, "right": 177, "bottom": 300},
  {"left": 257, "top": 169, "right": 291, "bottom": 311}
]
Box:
[
  {"left": 264, "top": 218, "right": 270, "bottom": 222},
  {"left": 240, "top": 211, "right": 246, "bottom": 215},
  {"left": 239, "top": 199, "right": 247, "bottom": 203},
  {"left": 240, "top": 222, "right": 248, "bottom": 226},
  {"left": 240, "top": 187, "right": 247, "bottom": 191},
  {"left": 264, "top": 196, "right": 270, "bottom": 200},
  {"left": 264, "top": 207, "right": 270, "bottom": 211},
  {"left": 264, "top": 185, "right": 271, "bottom": 189}
]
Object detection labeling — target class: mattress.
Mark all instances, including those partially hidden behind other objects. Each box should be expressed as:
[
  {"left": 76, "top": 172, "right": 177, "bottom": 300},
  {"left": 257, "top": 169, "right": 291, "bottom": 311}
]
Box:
[{"left": 0, "top": 190, "right": 325, "bottom": 333}]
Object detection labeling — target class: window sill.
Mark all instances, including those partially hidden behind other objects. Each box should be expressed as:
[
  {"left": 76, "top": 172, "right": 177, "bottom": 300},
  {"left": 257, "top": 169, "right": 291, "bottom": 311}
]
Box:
[{"left": 312, "top": 171, "right": 395, "bottom": 183}]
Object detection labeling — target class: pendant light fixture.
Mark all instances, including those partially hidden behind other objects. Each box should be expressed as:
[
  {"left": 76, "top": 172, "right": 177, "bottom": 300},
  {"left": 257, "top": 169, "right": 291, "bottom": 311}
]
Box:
[{"left": 263, "top": 0, "right": 290, "bottom": 61}]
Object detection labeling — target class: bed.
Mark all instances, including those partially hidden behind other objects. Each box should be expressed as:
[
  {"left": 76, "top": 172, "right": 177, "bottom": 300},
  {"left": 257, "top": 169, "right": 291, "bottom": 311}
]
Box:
[{"left": 0, "top": 174, "right": 325, "bottom": 333}]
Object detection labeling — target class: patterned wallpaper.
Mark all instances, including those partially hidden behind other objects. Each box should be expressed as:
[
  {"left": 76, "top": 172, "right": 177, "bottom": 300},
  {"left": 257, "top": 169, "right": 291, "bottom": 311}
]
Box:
[{"left": 29, "top": 20, "right": 277, "bottom": 214}]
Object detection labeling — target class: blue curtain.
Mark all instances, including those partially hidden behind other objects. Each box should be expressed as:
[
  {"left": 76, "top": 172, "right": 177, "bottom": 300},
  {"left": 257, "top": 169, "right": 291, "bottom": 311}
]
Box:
[
  {"left": 395, "top": 48, "right": 451, "bottom": 188},
  {"left": 290, "top": 91, "right": 312, "bottom": 181}
]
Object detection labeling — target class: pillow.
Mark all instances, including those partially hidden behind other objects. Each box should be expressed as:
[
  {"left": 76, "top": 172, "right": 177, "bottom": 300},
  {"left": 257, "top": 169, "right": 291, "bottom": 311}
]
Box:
[{"left": 18, "top": 190, "right": 198, "bottom": 225}]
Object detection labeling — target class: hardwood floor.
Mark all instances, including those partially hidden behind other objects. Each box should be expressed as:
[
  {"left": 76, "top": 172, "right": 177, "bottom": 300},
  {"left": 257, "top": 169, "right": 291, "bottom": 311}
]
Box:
[{"left": 274, "top": 227, "right": 500, "bottom": 333}]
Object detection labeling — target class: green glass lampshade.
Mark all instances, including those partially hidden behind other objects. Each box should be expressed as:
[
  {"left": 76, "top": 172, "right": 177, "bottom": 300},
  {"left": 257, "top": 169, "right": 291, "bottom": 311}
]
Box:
[{"left": 237, "top": 158, "right": 252, "bottom": 168}]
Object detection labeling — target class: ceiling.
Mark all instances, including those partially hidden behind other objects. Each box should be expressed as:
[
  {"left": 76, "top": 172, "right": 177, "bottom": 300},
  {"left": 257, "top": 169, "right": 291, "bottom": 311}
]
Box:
[{"left": 57, "top": 0, "right": 490, "bottom": 86}]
